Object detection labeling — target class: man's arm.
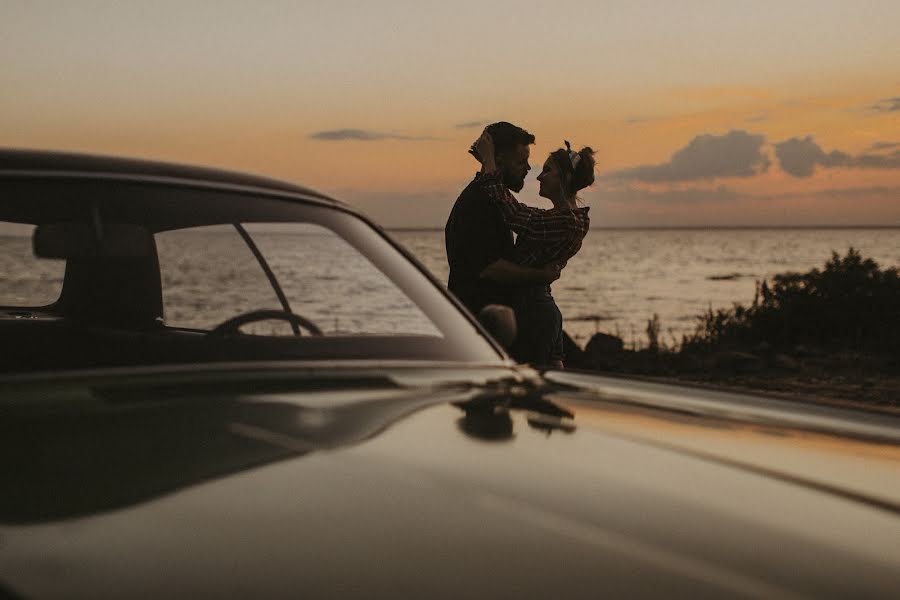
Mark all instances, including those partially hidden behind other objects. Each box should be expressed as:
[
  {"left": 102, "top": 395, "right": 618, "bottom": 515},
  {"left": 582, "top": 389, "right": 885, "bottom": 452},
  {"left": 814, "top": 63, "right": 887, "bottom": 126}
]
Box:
[
  {"left": 479, "top": 258, "right": 561, "bottom": 285},
  {"left": 474, "top": 131, "right": 570, "bottom": 241},
  {"left": 477, "top": 171, "right": 553, "bottom": 238}
]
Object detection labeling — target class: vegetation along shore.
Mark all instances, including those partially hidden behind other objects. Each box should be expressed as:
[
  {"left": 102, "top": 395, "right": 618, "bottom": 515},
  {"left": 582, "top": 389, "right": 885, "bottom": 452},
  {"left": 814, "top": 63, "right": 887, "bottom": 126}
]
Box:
[{"left": 565, "top": 249, "right": 900, "bottom": 413}]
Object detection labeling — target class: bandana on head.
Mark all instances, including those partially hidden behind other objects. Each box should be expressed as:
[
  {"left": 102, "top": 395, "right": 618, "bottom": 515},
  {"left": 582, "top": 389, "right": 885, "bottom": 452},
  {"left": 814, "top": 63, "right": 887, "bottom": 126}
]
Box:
[{"left": 565, "top": 140, "right": 581, "bottom": 171}]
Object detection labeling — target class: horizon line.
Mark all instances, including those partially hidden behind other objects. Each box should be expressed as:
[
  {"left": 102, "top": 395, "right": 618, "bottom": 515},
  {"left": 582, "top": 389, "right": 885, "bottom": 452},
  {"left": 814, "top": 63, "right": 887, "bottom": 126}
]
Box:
[{"left": 387, "top": 224, "right": 900, "bottom": 232}]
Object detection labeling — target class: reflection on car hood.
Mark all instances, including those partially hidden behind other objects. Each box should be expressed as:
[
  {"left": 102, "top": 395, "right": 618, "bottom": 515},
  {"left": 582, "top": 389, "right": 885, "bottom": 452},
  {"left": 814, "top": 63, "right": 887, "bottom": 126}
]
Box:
[
  {"left": 1, "top": 364, "right": 899, "bottom": 598},
  {"left": 0, "top": 364, "right": 539, "bottom": 524}
]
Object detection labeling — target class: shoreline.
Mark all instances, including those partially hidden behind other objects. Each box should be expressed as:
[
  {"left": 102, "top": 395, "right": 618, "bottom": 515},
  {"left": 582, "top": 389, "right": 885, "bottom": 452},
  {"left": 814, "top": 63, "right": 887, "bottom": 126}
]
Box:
[
  {"left": 567, "top": 345, "right": 900, "bottom": 416},
  {"left": 597, "top": 370, "right": 900, "bottom": 417},
  {"left": 388, "top": 225, "right": 900, "bottom": 232}
]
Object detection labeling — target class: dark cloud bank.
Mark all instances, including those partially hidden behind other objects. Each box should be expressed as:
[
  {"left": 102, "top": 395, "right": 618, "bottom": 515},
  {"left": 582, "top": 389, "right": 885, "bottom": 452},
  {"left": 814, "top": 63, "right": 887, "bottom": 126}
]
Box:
[
  {"left": 608, "top": 130, "right": 770, "bottom": 183},
  {"left": 606, "top": 129, "right": 900, "bottom": 183},
  {"left": 774, "top": 136, "right": 900, "bottom": 177}
]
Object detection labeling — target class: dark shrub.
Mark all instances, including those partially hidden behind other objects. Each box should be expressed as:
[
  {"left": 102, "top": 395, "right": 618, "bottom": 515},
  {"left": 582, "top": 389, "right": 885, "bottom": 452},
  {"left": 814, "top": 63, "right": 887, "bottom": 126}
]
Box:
[{"left": 683, "top": 248, "right": 900, "bottom": 354}]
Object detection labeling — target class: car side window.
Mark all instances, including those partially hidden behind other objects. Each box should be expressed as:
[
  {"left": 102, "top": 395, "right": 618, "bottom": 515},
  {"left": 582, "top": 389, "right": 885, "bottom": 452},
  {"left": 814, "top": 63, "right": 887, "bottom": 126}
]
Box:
[{"left": 0, "top": 224, "right": 65, "bottom": 307}]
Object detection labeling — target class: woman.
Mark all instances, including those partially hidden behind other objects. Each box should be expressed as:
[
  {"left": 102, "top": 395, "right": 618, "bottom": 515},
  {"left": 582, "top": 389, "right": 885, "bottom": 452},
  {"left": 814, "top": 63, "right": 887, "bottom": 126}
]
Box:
[{"left": 474, "top": 132, "right": 595, "bottom": 368}]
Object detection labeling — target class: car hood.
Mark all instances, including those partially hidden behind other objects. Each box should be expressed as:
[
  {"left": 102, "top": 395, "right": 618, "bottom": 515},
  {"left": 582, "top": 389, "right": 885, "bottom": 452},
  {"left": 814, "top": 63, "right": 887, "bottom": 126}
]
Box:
[{"left": 1, "top": 364, "right": 899, "bottom": 598}]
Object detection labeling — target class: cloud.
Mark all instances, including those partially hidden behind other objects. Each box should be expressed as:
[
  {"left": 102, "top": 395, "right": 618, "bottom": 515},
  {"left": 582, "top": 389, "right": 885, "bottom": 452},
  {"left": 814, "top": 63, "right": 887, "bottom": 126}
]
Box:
[
  {"left": 309, "top": 128, "right": 433, "bottom": 141},
  {"left": 854, "top": 150, "right": 900, "bottom": 168},
  {"left": 606, "top": 130, "right": 770, "bottom": 183},
  {"left": 744, "top": 113, "right": 768, "bottom": 123},
  {"left": 868, "top": 97, "right": 900, "bottom": 112},
  {"left": 868, "top": 141, "right": 900, "bottom": 152},
  {"left": 774, "top": 136, "right": 900, "bottom": 177},
  {"left": 773, "top": 136, "right": 850, "bottom": 177},
  {"left": 810, "top": 186, "right": 900, "bottom": 200},
  {"left": 454, "top": 120, "right": 489, "bottom": 129}
]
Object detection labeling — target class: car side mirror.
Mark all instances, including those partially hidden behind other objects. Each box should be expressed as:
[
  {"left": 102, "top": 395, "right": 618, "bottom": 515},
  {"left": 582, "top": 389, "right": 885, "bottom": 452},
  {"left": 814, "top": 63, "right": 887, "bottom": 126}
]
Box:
[
  {"left": 34, "top": 223, "right": 153, "bottom": 259},
  {"left": 477, "top": 304, "right": 517, "bottom": 350}
]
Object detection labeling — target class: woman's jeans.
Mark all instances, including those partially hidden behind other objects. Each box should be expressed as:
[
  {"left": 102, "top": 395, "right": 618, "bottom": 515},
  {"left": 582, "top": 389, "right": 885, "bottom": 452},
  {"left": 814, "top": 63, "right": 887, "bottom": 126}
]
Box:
[{"left": 510, "top": 284, "right": 563, "bottom": 367}]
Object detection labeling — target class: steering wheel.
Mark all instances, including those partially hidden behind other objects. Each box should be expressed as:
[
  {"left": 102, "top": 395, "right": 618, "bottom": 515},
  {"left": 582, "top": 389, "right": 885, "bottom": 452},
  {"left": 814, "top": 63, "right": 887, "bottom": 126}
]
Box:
[{"left": 210, "top": 309, "right": 323, "bottom": 337}]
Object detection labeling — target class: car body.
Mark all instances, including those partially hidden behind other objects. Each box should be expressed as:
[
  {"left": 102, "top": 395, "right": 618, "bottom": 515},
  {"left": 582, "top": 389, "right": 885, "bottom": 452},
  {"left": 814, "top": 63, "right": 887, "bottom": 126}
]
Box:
[{"left": 1, "top": 149, "right": 899, "bottom": 598}]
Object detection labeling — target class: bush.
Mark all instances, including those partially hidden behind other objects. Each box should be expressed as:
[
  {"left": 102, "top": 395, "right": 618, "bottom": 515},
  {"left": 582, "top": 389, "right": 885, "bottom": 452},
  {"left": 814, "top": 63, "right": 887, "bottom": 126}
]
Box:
[{"left": 683, "top": 248, "right": 900, "bottom": 354}]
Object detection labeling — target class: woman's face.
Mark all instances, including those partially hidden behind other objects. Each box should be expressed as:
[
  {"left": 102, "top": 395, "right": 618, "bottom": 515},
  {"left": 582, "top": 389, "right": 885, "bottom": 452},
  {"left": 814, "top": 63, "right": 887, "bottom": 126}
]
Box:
[{"left": 537, "top": 157, "right": 562, "bottom": 199}]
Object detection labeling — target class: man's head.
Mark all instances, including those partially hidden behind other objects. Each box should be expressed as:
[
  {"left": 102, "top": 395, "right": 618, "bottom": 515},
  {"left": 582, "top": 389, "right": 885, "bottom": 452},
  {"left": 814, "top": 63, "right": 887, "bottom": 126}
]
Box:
[{"left": 472, "top": 121, "right": 534, "bottom": 192}]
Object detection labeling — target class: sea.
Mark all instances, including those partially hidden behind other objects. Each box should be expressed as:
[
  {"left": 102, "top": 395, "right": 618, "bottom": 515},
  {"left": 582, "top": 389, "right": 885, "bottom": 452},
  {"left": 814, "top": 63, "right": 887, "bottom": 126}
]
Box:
[
  {"left": 4, "top": 227, "right": 899, "bottom": 347},
  {"left": 392, "top": 228, "right": 900, "bottom": 347}
]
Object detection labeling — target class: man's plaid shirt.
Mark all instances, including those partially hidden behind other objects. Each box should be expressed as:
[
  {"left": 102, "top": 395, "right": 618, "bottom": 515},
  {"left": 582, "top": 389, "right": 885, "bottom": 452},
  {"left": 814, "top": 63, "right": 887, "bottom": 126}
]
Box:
[{"left": 479, "top": 171, "right": 590, "bottom": 267}]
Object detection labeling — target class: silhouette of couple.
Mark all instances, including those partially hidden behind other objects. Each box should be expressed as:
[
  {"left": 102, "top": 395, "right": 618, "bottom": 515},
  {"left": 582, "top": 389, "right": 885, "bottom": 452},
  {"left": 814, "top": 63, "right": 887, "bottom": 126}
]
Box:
[{"left": 445, "top": 121, "right": 595, "bottom": 369}]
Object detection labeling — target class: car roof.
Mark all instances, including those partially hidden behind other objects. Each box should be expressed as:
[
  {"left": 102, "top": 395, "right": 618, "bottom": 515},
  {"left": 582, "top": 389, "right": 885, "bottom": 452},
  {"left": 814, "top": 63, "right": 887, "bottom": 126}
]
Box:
[{"left": 0, "top": 148, "right": 340, "bottom": 205}]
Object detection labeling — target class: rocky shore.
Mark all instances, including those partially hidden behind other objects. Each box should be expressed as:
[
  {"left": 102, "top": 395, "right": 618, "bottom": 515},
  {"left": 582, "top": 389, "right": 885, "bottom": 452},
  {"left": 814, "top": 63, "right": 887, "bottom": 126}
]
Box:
[{"left": 564, "top": 331, "right": 900, "bottom": 415}]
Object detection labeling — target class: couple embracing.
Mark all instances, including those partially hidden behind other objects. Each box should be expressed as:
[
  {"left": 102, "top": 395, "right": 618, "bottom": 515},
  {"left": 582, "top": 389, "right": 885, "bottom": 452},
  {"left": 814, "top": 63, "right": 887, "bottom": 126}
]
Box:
[{"left": 445, "top": 121, "right": 595, "bottom": 369}]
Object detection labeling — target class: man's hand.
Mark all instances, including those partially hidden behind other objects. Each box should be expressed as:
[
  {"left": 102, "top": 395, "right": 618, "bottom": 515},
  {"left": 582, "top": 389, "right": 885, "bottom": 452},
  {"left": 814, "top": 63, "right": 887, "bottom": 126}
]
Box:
[
  {"left": 539, "top": 262, "right": 562, "bottom": 284},
  {"left": 473, "top": 131, "right": 499, "bottom": 174}
]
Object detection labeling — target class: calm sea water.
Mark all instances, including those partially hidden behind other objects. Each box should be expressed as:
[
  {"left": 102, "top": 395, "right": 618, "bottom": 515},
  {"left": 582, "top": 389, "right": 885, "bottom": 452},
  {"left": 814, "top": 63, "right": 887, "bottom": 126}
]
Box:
[
  {"left": 4, "top": 228, "right": 899, "bottom": 347},
  {"left": 392, "top": 228, "right": 900, "bottom": 347}
]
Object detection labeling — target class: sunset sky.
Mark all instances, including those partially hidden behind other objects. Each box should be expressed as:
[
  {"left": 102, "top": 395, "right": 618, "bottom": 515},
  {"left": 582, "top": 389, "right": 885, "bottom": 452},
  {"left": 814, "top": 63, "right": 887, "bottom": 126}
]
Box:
[{"left": 3, "top": 0, "right": 899, "bottom": 227}]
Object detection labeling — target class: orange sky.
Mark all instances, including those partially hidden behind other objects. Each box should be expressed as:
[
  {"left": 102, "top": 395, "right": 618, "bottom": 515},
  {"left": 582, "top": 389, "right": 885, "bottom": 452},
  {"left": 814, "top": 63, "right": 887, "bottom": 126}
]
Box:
[{"left": 3, "top": 1, "right": 899, "bottom": 227}]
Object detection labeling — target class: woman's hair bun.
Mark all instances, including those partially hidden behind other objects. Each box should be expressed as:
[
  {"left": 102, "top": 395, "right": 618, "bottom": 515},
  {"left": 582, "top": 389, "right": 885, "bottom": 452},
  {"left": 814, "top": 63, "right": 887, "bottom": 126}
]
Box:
[{"left": 571, "top": 147, "right": 596, "bottom": 193}]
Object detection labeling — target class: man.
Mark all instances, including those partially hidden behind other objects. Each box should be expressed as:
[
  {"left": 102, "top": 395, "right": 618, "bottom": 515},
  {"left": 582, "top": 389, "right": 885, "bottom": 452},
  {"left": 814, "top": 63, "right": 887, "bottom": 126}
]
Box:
[{"left": 444, "top": 121, "right": 561, "bottom": 343}]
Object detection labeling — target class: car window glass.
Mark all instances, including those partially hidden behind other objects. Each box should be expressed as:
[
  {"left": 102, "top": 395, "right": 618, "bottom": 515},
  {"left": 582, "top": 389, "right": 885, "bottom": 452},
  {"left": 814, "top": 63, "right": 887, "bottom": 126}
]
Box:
[
  {"left": 156, "top": 225, "right": 292, "bottom": 335},
  {"left": 0, "top": 223, "right": 65, "bottom": 307},
  {"left": 156, "top": 223, "right": 440, "bottom": 337},
  {"left": 241, "top": 223, "right": 440, "bottom": 336}
]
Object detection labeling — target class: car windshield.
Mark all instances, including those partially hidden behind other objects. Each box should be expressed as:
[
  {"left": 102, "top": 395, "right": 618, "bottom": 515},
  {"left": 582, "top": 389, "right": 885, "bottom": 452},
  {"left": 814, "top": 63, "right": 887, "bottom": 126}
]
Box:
[{"left": 0, "top": 176, "right": 503, "bottom": 374}]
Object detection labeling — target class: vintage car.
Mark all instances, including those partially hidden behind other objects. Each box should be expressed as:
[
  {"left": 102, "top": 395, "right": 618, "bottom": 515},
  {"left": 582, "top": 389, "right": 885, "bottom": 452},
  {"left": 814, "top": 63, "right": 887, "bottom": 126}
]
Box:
[{"left": 1, "top": 149, "right": 899, "bottom": 598}]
